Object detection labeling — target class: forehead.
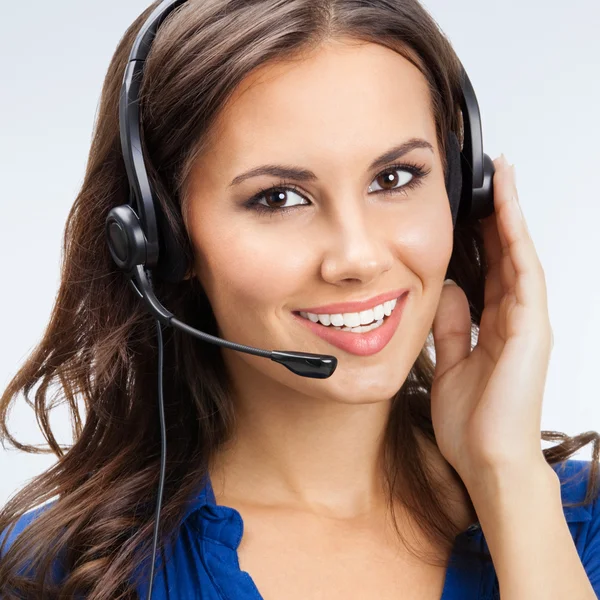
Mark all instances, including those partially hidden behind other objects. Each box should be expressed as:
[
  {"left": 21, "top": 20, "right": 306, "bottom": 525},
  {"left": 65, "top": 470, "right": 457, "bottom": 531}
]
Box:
[{"left": 203, "top": 39, "right": 436, "bottom": 172}]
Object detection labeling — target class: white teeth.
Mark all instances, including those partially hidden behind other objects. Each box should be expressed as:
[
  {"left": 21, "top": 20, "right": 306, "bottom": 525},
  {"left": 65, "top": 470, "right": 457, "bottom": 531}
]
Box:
[
  {"left": 359, "top": 308, "right": 374, "bottom": 325},
  {"left": 330, "top": 314, "right": 345, "bottom": 327},
  {"left": 383, "top": 300, "right": 392, "bottom": 317},
  {"left": 342, "top": 312, "right": 361, "bottom": 328},
  {"left": 317, "top": 314, "right": 331, "bottom": 326},
  {"left": 373, "top": 304, "right": 385, "bottom": 321},
  {"left": 299, "top": 297, "right": 399, "bottom": 328},
  {"left": 335, "top": 318, "right": 385, "bottom": 333}
]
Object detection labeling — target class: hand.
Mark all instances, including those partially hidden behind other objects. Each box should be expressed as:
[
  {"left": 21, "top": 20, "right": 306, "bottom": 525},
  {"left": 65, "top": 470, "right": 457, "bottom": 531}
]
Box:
[{"left": 430, "top": 155, "right": 553, "bottom": 484}]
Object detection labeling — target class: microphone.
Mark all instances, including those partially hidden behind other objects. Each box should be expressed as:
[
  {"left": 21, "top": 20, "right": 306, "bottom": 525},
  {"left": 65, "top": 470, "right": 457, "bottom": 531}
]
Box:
[{"left": 127, "top": 264, "right": 338, "bottom": 379}]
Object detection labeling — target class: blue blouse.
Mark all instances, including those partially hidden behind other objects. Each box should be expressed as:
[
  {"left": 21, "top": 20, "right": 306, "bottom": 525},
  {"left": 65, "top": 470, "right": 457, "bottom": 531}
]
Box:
[{"left": 2, "top": 458, "right": 599, "bottom": 599}]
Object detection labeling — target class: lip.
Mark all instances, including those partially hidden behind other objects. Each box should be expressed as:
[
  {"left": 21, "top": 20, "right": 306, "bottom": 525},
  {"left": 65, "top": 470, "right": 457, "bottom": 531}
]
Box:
[
  {"left": 295, "top": 288, "right": 409, "bottom": 315},
  {"left": 292, "top": 291, "right": 409, "bottom": 357}
]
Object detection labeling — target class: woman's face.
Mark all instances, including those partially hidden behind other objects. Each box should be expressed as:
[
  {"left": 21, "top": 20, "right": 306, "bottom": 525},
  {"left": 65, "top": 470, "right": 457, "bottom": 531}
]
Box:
[{"left": 183, "top": 38, "right": 454, "bottom": 404}]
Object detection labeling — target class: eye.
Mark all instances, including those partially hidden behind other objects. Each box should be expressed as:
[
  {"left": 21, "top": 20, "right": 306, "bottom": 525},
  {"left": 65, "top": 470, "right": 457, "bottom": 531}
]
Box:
[
  {"left": 368, "top": 167, "right": 415, "bottom": 194},
  {"left": 252, "top": 186, "right": 309, "bottom": 212}
]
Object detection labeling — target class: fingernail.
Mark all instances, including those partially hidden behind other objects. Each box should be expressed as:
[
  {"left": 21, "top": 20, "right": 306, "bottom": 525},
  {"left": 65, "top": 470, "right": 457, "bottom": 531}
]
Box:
[
  {"left": 511, "top": 164, "right": 517, "bottom": 186},
  {"left": 500, "top": 153, "right": 509, "bottom": 167},
  {"left": 444, "top": 278, "right": 457, "bottom": 286}
]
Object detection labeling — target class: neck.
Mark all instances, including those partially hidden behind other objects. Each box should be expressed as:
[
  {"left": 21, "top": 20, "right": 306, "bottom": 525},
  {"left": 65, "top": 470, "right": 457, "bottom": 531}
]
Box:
[
  {"left": 209, "top": 387, "right": 394, "bottom": 520},
  {"left": 208, "top": 360, "right": 477, "bottom": 531}
]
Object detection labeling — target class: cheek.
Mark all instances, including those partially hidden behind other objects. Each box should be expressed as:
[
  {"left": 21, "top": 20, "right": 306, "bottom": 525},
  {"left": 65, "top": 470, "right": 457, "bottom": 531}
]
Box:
[
  {"left": 392, "top": 199, "right": 454, "bottom": 281},
  {"left": 188, "top": 217, "right": 299, "bottom": 320}
]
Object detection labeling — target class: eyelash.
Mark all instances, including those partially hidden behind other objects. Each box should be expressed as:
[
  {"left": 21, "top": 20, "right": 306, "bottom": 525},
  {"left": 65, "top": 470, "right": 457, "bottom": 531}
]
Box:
[{"left": 242, "top": 161, "right": 431, "bottom": 217}]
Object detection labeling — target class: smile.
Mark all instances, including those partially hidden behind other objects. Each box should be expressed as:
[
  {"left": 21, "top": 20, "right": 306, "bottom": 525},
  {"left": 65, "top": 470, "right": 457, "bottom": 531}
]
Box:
[
  {"left": 297, "top": 296, "right": 400, "bottom": 332},
  {"left": 292, "top": 291, "right": 409, "bottom": 357}
]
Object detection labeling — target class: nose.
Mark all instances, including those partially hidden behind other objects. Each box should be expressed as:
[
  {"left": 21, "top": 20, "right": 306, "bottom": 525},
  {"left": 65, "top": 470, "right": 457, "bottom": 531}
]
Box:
[{"left": 320, "top": 198, "right": 395, "bottom": 286}]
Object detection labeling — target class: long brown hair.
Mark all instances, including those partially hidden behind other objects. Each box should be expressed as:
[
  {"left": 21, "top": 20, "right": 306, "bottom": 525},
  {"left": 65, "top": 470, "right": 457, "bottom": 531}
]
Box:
[{"left": 1, "top": 1, "right": 598, "bottom": 598}]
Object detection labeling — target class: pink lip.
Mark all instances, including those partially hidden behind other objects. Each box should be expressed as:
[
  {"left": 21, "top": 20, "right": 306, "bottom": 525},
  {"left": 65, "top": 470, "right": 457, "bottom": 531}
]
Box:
[
  {"left": 295, "top": 288, "right": 409, "bottom": 315},
  {"left": 292, "top": 291, "right": 409, "bottom": 357}
]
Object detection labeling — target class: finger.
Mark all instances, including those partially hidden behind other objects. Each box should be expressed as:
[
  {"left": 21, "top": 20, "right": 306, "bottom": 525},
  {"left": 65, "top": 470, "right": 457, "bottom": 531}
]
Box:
[
  {"left": 502, "top": 171, "right": 548, "bottom": 314},
  {"left": 481, "top": 213, "right": 509, "bottom": 308},
  {"left": 481, "top": 156, "right": 516, "bottom": 307},
  {"left": 432, "top": 280, "right": 472, "bottom": 381}
]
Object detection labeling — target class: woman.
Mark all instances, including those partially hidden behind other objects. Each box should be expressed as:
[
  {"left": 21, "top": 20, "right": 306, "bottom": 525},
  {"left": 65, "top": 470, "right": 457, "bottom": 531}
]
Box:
[{"left": 1, "top": 0, "right": 599, "bottom": 598}]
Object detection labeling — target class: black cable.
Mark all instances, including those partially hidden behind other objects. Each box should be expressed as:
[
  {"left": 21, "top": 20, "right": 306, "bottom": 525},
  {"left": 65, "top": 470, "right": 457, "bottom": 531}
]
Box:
[{"left": 147, "top": 319, "right": 167, "bottom": 600}]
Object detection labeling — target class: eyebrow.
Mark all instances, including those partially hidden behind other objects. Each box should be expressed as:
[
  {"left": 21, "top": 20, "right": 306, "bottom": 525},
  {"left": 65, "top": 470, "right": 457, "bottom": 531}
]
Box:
[{"left": 228, "top": 137, "right": 434, "bottom": 187}]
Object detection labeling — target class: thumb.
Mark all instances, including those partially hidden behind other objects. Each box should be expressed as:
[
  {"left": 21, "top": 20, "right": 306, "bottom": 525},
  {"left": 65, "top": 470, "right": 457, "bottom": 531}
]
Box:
[{"left": 432, "top": 279, "right": 472, "bottom": 381}]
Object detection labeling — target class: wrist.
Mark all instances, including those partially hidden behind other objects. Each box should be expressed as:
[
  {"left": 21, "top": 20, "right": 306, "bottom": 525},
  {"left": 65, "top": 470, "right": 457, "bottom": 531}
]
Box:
[{"left": 464, "top": 457, "right": 560, "bottom": 518}]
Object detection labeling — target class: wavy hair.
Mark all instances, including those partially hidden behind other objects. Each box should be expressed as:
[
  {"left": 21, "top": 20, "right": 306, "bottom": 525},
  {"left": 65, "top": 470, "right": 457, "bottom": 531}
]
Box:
[{"left": 1, "top": 0, "right": 598, "bottom": 598}]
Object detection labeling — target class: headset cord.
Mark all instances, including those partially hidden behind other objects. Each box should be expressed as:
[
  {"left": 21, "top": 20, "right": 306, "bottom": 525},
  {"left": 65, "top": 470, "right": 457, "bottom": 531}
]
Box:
[{"left": 147, "top": 319, "right": 167, "bottom": 600}]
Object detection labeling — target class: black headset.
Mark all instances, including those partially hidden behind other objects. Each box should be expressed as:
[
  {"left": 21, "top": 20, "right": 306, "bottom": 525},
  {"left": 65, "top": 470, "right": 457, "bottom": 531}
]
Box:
[{"left": 104, "top": 0, "right": 496, "bottom": 596}]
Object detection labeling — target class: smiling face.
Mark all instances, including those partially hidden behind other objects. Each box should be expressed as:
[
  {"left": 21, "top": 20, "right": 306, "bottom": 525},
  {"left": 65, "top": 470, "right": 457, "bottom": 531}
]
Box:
[{"left": 182, "top": 37, "right": 454, "bottom": 404}]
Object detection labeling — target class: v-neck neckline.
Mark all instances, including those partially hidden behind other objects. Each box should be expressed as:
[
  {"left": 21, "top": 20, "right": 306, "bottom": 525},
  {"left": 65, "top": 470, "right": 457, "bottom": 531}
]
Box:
[{"left": 199, "top": 469, "right": 490, "bottom": 600}]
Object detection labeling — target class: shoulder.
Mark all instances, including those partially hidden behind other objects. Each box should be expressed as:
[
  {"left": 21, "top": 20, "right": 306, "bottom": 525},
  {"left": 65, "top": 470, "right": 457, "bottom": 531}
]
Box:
[
  {"left": 552, "top": 458, "right": 595, "bottom": 491},
  {"left": 551, "top": 458, "right": 600, "bottom": 590},
  {"left": 0, "top": 499, "right": 57, "bottom": 557},
  {"left": 0, "top": 499, "right": 67, "bottom": 590},
  {"left": 551, "top": 458, "right": 599, "bottom": 525}
]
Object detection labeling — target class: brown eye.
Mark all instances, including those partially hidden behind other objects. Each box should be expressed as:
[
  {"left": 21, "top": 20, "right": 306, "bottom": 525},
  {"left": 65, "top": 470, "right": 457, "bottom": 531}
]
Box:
[
  {"left": 264, "top": 190, "right": 287, "bottom": 208},
  {"left": 258, "top": 188, "right": 308, "bottom": 210},
  {"left": 369, "top": 168, "right": 413, "bottom": 193}
]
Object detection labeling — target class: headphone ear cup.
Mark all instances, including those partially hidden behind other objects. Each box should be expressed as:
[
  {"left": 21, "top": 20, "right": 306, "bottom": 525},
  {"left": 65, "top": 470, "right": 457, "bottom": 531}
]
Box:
[
  {"left": 444, "top": 131, "right": 463, "bottom": 228},
  {"left": 469, "top": 153, "right": 496, "bottom": 221},
  {"left": 106, "top": 205, "right": 147, "bottom": 272}
]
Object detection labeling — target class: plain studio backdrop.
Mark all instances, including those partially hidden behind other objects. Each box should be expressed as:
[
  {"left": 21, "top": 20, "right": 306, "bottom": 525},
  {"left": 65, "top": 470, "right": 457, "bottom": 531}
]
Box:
[{"left": 0, "top": 0, "right": 599, "bottom": 508}]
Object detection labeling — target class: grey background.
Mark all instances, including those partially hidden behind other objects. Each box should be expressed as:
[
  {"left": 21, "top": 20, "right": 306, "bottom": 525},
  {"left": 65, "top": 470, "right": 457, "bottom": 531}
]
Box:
[{"left": 1, "top": 0, "right": 599, "bottom": 507}]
